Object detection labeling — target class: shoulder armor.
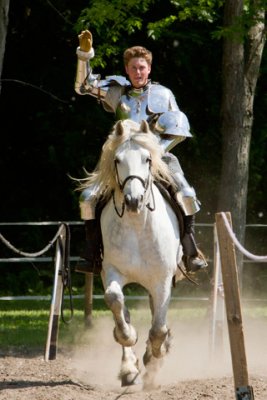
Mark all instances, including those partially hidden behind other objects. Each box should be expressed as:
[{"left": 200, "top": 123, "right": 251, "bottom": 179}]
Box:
[
  {"left": 148, "top": 84, "right": 178, "bottom": 113},
  {"left": 102, "top": 75, "right": 130, "bottom": 87},
  {"left": 156, "top": 111, "right": 192, "bottom": 138}
]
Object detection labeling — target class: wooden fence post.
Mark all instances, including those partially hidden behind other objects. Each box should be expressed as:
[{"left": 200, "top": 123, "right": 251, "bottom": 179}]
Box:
[
  {"left": 215, "top": 212, "right": 254, "bottom": 400},
  {"left": 44, "top": 225, "right": 65, "bottom": 361},
  {"left": 209, "top": 223, "right": 225, "bottom": 360},
  {"left": 84, "top": 272, "right": 94, "bottom": 327}
]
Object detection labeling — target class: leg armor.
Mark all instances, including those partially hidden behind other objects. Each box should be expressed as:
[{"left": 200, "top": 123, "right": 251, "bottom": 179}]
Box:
[
  {"left": 172, "top": 172, "right": 200, "bottom": 216},
  {"left": 75, "top": 185, "right": 102, "bottom": 274},
  {"left": 162, "top": 153, "right": 207, "bottom": 272},
  {"left": 79, "top": 185, "right": 99, "bottom": 220},
  {"left": 162, "top": 153, "right": 200, "bottom": 216}
]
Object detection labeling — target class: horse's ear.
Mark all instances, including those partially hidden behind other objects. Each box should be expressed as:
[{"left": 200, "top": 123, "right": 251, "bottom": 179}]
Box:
[
  {"left": 115, "top": 120, "right": 124, "bottom": 136},
  {"left": 140, "top": 120, "right": 150, "bottom": 134}
]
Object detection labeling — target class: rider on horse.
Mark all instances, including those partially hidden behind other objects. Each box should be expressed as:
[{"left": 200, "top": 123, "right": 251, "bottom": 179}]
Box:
[{"left": 74, "top": 30, "right": 207, "bottom": 274}]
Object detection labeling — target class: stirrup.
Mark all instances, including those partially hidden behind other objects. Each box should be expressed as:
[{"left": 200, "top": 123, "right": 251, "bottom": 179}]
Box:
[
  {"left": 183, "top": 251, "right": 208, "bottom": 273},
  {"left": 75, "top": 258, "right": 102, "bottom": 275}
]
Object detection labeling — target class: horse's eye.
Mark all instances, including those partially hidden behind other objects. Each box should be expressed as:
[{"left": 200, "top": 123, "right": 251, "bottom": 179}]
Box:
[
  {"left": 146, "top": 157, "right": 152, "bottom": 164},
  {"left": 114, "top": 158, "right": 120, "bottom": 164}
]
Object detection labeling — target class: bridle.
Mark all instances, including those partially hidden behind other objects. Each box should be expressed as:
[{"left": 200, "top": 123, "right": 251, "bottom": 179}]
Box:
[{"left": 112, "top": 158, "right": 156, "bottom": 218}]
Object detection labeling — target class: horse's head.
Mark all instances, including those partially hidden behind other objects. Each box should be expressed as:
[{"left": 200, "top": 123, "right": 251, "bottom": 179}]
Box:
[
  {"left": 114, "top": 120, "right": 153, "bottom": 214},
  {"left": 81, "top": 119, "right": 175, "bottom": 215}
]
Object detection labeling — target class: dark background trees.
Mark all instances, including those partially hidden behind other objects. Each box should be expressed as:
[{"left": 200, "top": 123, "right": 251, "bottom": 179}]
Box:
[
  {"left": 0, "top": 0, "right": 266, "bottom": 295},
  {"left": 1, "top": 0, "right": 266, "bottom": 223}
]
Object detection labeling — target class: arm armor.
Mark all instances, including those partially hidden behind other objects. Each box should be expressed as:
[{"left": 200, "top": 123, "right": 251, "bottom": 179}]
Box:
[{"left": 75, "top": 47, "right": 129, "bottom": 108}]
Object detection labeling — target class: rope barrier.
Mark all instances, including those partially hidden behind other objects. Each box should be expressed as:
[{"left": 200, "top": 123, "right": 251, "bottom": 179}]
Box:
[
  {"left": 0, "top": 223, "right": 74, "bottom": 326},
  {"left": 0, "top": 224, "right": 65, "bottom": 257},
  {"left": 221, "top": 212, "right": 267, "bottom": 262}
]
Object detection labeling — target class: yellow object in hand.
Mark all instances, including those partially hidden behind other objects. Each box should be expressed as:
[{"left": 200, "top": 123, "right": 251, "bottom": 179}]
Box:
[{"left": 78, "top": 30, "right": 93, "bottom": 52}]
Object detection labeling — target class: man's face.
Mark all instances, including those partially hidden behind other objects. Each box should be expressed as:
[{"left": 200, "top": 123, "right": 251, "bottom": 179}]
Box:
[{"left": 125, "top": 57, "right": 151, "bottom": 89}]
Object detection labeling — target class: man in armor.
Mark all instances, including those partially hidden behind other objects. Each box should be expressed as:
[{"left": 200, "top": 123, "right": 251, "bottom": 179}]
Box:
[{"left": 74, "top": 30, "right": 207, "bottom": 274}]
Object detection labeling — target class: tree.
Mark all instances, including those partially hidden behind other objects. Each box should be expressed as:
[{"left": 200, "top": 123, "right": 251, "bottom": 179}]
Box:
[
  {"left": 0, "top": 0, "right": 10, "bottom": 95},
  {"left": 218, "top": 0, "right": 266, "bottom": 274}
]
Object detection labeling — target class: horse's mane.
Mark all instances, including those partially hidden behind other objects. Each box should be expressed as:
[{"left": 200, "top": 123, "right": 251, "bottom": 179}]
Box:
[{"left": 77, "top": 119, "right": 176, "bottom": 201}]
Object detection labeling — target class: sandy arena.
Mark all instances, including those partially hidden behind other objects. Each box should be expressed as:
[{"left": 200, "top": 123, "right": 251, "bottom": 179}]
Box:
[{"left": 1, "top": 312, "right": 267, "bottom": 400}]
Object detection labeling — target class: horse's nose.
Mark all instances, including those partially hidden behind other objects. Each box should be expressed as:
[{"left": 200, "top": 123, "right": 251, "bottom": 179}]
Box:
[{"left": 125, "top": 194, "right": 143, "bottom": 212}]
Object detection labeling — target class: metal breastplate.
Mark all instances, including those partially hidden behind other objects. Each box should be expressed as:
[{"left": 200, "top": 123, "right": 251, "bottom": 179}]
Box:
[
  {"left": 116, "top": 87, "right": 150, "bottom": 123},
  {"left": 115, "top": 83, "right": 175, "bottom": 121},
  {"left": 115, "top": 83, "right": 192, "bottom": 152}
]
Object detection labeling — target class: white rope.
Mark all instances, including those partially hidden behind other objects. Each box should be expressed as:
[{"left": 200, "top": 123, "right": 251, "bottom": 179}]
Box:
[
  {"left": 0, "top": 224, "right": 65, "bottom": 258},
  {"left": 221, "top": 213, "right": 267, "bottom": 262}
]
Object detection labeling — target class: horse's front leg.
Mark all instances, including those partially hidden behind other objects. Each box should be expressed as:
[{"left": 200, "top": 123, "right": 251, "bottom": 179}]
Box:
[
  {"left": 104, "top": 279, "right": 140, "bottom": 386},
  {"left": 143, "top": 281, "right": 173, "bottom": 390},
  {"left": 120, "top": 346, "right": 141, "bottom": 386},
  {"left": 104, "top": 280, "right": 138, "bottom": 347}
]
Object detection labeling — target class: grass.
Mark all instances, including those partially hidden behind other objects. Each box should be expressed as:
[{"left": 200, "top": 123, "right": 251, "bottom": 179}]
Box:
[
  {"left": 0, "top": 297, "right": 208, "bottom": 349},
  {"left": 1, "top": 297, "right": 267, "bottom": 350},
  {"left": 0, "top": 298, "right": 107, "bottom": 349}
]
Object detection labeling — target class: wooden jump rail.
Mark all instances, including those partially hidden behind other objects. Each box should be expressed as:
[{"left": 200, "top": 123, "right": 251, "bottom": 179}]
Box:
[{"left": 215, "top": 212, "right": 257, "bottom": 400}]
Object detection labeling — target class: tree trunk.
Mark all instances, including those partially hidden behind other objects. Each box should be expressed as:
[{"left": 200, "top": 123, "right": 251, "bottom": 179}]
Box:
[
  {"left": 219, "top": 0, "right": 246, "bottom": 247},
  {"left": 0, "top": 0, "right": 10, "bottom": 95},
  {"left": 244, "top": 3, "right": 266, "bottom": 159},
  {"left": 218, "top": 0, "right": 266, "bottom": 279}
]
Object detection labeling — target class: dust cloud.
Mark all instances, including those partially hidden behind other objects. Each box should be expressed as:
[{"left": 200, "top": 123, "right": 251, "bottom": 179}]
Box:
[{"left": 66, "top": 302, "right": 267, "bottom": 390}]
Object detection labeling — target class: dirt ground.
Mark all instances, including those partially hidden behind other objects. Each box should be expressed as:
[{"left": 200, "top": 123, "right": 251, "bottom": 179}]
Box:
[{"left": 1, "top": 314, "right": 267, "bottom": 400}]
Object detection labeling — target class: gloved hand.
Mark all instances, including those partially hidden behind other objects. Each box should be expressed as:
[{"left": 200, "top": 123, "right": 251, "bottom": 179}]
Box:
[{"left": 78, "top": 30, "right": 93, "bottom": 52}]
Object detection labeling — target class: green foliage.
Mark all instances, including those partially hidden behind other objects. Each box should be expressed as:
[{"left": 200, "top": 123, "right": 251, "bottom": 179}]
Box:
[
  {"left": 75, "top": 0, "right": 155, "bottom": 68},
  {"left": 212, "top": 0, "right": 267, "bottom": 41},
  {"left": 171, "top": 0, "right": 224, "bottom": 22},
  {"left": 148, "top": 16, "right": 178, "bottom": 40}
]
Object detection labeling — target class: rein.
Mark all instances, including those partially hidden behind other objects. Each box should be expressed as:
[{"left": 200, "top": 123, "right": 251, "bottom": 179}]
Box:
[{"left": 113, "top": 159, "right": 156, "bottom": 218}]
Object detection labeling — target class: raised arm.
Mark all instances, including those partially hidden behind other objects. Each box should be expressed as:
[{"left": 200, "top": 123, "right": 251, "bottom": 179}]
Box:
[
  {"left": 75, "top": 30, "right": 130, "bottom": 112},
  {"left": 75, "top": 30, "right": 106, "bottom": 99}
]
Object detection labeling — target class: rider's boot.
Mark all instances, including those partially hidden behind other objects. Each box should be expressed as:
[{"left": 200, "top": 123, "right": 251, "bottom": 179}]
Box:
[
  {"left": 181, "top": 214, "right": 207, "bottom": 272},
  {"left": 75, "top": 219, "right": 102, "bottom": 274}
]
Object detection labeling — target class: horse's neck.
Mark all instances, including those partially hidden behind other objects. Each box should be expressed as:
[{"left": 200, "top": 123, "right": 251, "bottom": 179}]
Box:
[{"left": 108, "top": 184, "right": 179, "bottom": 241}]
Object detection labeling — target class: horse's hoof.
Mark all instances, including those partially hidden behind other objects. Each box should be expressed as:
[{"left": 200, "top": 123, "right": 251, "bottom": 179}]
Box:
[
  {"left": 143, "top": 382, "right": 161, "bottom": 391},
  {"left": 114, "top": 325, "right": 138, "bottom": 347},
  {"left": 121, "top": 372, "right": 142, "bottom": 387},
  {"left": 143, "top": 373, "right": 161, "bottom": 391}
]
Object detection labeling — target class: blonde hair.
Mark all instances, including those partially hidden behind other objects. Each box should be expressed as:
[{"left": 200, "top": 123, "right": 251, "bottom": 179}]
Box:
[{"left": 123, "top": 46, "right": 152, "bottom": 66}]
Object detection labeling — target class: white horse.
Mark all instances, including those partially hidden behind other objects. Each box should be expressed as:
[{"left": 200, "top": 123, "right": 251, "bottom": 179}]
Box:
[{"left": 81, "top": 119, "right": 184, "bottom": 389}]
